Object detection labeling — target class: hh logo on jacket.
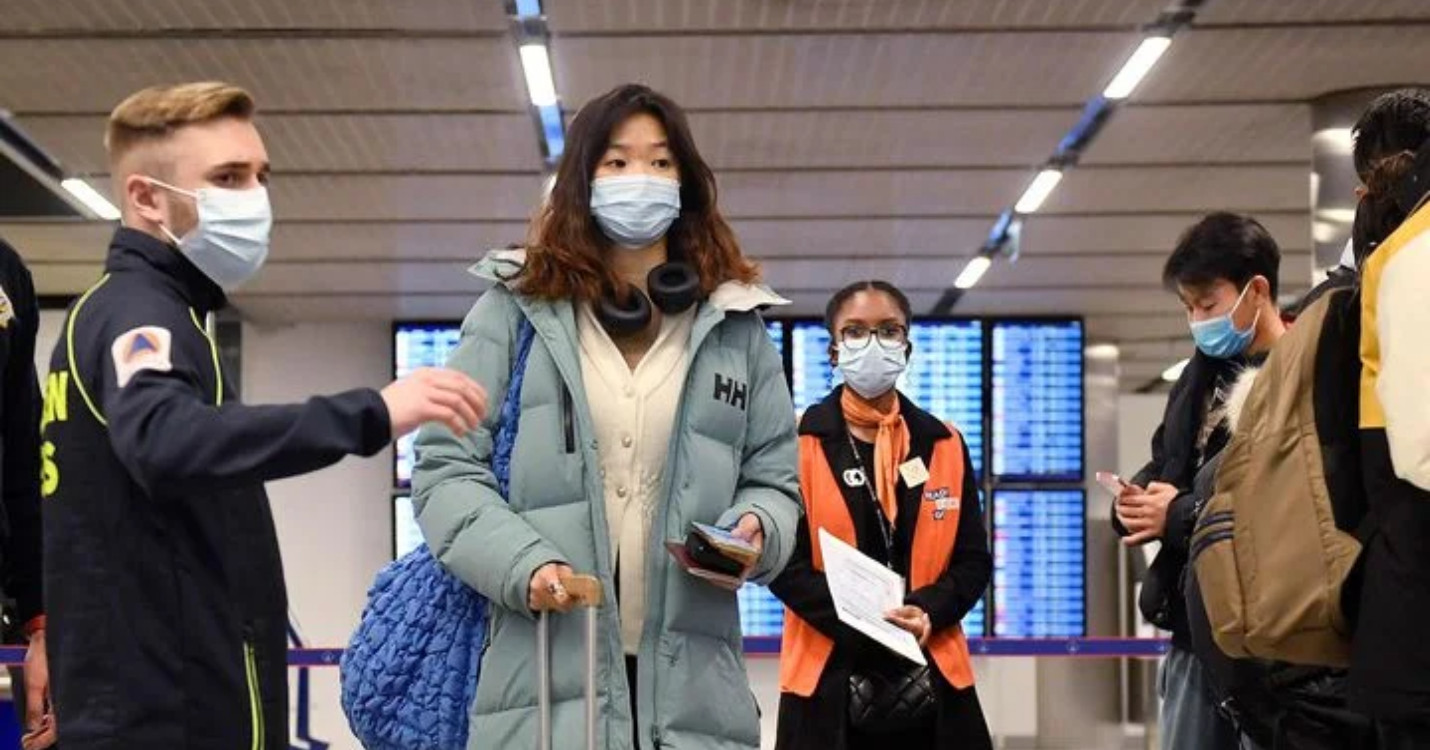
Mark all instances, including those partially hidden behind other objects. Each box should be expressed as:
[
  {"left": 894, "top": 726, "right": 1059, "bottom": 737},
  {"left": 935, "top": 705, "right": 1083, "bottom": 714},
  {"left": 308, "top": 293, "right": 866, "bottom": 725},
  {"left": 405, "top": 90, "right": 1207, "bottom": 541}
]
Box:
[{"left": 713, "top": 373, "right": 747, "bottom": 410}]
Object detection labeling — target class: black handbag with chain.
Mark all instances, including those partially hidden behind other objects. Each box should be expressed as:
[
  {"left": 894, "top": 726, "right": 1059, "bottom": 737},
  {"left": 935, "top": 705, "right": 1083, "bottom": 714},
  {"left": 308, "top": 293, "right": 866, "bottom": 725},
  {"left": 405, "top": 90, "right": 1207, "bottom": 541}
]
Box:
[{"left": 847, "top": 659, "right": 936, "bottom": 733}]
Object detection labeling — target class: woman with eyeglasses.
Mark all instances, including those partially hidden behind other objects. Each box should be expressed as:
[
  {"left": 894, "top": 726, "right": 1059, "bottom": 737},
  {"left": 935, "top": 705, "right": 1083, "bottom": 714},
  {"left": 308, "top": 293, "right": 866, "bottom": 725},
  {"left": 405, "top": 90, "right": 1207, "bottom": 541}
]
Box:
[{"left": 770, "top": 280, "right": 993, "bottom": 749}]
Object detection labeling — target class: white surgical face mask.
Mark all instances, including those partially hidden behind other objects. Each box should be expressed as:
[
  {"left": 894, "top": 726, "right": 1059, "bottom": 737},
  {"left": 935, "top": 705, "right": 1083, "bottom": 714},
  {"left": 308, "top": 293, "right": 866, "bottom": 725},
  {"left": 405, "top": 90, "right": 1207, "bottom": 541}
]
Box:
[
  {"left": 590, "top": 175, "right": 680, "bottom": 249},
  {"left": 146, "top": 177, "right": 272, "bottom": 291},
  {"left": 837, "top": 341, "right": 908, "bottom": 400}
]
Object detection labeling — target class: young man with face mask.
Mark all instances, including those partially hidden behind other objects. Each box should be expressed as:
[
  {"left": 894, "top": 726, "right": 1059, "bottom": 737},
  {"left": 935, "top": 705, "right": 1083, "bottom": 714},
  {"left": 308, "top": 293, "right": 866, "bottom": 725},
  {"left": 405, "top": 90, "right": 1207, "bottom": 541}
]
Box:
[
  {"left": 41, "top": 82, "right": 489, "bottom": 749},
  {"left": 1113, "top": 213, "right": 1286, "bottom": 750}
]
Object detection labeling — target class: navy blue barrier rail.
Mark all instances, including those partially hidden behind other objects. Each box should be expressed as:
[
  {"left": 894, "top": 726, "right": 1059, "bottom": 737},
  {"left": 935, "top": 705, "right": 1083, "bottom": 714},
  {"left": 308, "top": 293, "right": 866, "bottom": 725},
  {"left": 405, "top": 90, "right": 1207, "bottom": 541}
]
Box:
[{"left": 0, "top": 638, "right": 1170, "bottom": 666}]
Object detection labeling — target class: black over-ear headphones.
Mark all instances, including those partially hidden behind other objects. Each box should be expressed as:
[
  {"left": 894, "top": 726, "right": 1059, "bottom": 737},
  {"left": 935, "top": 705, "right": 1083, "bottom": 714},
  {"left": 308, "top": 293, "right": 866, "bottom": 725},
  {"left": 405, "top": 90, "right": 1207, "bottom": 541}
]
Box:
[{"left": 596, "top": 261, "right": 701, "bottom": 336}]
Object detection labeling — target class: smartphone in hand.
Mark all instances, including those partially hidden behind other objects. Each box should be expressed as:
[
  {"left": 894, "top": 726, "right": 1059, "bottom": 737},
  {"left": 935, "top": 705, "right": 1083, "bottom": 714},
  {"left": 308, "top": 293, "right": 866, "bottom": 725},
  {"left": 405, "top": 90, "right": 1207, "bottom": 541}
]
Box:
[{"left": 1096, "top": 471, "right": 1132, "bottom": 497}]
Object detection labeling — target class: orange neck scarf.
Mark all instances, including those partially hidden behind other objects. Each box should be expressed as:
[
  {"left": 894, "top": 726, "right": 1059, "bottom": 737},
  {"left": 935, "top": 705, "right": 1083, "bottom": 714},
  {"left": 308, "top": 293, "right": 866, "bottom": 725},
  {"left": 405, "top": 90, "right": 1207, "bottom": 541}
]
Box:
[{"left": 840, "top": 387, "right": 911, "bottom": 524}]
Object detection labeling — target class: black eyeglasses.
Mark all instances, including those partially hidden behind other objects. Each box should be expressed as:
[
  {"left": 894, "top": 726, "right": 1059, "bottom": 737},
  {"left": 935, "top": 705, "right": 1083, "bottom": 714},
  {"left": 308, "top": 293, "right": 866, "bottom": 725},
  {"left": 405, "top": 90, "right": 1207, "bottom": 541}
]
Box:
[{"left": 838, "top": 323, "right": 908, "bottom": 351}]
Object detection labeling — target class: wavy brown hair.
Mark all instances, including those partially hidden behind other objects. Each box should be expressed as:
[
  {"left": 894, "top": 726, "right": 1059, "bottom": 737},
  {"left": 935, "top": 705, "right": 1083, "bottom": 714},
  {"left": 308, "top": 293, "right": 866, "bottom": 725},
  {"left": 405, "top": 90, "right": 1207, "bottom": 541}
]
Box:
[{"left": 515, "top": 83, "right": 758, "bottom": 302}]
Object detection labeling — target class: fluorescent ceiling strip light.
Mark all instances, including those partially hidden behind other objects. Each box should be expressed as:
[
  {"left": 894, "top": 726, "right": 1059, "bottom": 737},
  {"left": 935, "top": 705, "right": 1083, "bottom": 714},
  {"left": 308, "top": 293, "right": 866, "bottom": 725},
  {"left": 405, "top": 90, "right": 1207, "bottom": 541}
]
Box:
[
  {"left": 1103, "top": 36, "right": 1172, "bottom": 100},
  {"left": 519, "top": 44, "right": 558, "bottom": 107},
  {"left": 1014, "top": 169, "right": 1064, "bottom": 214},
  {"left": 953, "top": 256, "right": 992, "bottom": 290},
  {"left": 1162, "top": 357, "right": 1189, "bottom": 383},
  {"left": 61, "top": 178, "right": 120, "bottom": 221}
]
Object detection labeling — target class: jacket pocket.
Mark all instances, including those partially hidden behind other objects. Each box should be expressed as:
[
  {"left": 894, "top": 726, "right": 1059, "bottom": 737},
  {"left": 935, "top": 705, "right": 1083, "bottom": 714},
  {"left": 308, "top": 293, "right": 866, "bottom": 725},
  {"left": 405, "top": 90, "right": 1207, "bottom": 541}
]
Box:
[{"left": 655, "top": 632, "right": 760, "bottom": 746}]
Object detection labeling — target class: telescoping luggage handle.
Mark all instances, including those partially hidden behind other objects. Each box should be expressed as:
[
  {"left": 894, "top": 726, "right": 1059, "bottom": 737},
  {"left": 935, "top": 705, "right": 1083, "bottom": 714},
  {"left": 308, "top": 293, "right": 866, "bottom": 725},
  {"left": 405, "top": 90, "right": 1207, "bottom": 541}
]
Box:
[{"left": 537, "top": 573, "right": 604, "bottom": 750}]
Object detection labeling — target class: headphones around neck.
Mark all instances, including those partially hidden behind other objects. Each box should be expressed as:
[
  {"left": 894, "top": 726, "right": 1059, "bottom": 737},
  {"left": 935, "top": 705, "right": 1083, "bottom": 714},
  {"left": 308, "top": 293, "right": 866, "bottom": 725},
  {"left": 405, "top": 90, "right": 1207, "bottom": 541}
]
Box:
[{"left": 595, "top": 260, "right": 701, "bottom": 336}]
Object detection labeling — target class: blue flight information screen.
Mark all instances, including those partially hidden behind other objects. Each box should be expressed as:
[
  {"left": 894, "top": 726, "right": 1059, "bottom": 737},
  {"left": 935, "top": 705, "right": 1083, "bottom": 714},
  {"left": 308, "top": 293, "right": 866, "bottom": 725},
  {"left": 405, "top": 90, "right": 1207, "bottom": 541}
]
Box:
[
  {"left": 991, "top": 321, "right": 1083, "bottom": 481},
  {"left": 394, "top": 323, "right": 464, "bottom": 486},
  {"left": 738, "top": 584, "right": 785, "bottom": 638},
  {"left": 992, "top": 489, "right": 1085, "bottom": 637},
  {"left": 789, "top": 320, "right": 984, "bottom": 476},
  {"left": 393, "top": 494, "right": 424, "bottom": 559},
  {"left": 765, "top": 318, "right": 784, "bottom": 353}
]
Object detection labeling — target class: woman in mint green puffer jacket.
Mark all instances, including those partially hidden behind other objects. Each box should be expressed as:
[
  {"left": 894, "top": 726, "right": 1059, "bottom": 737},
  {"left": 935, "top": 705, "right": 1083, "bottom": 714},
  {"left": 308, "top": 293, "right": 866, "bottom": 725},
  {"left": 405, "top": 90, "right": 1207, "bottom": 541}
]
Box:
[{"left": 413, "top": 83, "right": 802, "bottom": 750}]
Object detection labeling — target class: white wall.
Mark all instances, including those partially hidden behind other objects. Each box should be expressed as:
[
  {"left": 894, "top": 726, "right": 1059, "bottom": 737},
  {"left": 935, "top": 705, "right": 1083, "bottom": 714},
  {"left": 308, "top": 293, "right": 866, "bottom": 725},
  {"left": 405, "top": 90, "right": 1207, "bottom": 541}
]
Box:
[
  {"left": 242, "top": 321, "right": 394, "bottom": 750},
  {"left": 36, "top": 310, "right": 65, "bottom": 380}
]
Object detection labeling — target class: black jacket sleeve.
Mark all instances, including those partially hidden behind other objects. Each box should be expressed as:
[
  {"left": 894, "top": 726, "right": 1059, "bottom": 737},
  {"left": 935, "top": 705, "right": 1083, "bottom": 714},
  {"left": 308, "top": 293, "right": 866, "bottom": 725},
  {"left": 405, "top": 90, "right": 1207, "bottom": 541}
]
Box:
[
  {"left": 906, "top": 441, "right": 992, "bottom": 634},
  {"left": 1, "top": 257, "right": 42, "bottom": 624},
  {"left": 1112, "top": 410, "right": 1171, "bottom": 537},
  {"left": 99, "top": 317, "right": 392, "bottom": 497},
  {"left": 1161, "top": 491, "right": 1199, "bottom": 557},
  {"left": 767, "top": 514, "right": 846, "bottom": 642}
]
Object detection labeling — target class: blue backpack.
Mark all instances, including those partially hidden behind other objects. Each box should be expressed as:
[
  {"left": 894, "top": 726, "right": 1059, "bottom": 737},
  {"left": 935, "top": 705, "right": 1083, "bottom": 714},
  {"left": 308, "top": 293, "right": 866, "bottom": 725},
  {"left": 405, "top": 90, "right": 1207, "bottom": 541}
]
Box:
[{"left": 341, "top": 319, "right": 536, "bottom": 750}]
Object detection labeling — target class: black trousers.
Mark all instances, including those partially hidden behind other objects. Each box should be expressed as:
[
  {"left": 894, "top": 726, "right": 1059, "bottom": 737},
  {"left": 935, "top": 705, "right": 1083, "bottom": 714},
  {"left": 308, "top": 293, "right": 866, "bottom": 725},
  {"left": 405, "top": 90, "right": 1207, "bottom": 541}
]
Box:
[
  {"left": 1377, "top": 720, "right": 1430, "bottom": 750},
  {"left": 627, "top": 655, "right": 640, "bottom": 749}
]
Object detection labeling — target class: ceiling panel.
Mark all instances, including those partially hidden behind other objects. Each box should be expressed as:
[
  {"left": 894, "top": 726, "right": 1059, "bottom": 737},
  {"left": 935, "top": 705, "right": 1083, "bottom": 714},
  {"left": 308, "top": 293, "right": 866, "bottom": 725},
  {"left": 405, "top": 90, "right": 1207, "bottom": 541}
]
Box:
[
  {"left": 1084, "top": 313, "right": 1190, "bottom": 343},
  {"left": 555, "top": 32, "right": 1134, "bottom": 110},
  {"left": 0, "top": 38, "right": 525, "bottom": 114},
  {"left": 733, "top": 217, "right": 993, "bottom": 258},
  {"left": 31, "top": 251, "right": 1316, "bottom": 301},
  {"left": 0, "top": 223, "right": 116, "bottom": 262},
  {"left": 269, "top": 175, "right": 545, "bottom": 222},
  {"left": 717, "top": 169, "right": 1027, "bottom": 218},
  {"left": 547, "top": 0, "right": 1165, "bottom": 32},
  {"left": 956, "top": 284, "right": 1307, "bottom": 317},
  {"left": 0, "top": 0, "right": 510, "bottom": 32},
  {"left": 20, "top": 113, "right": 543, "bottom": 176},
  {"left": 10, "top": 215, "right": 1316, "bottom": 267},
  {"left": 690, "top": 109, "right": 1077, "bottom": 169},
  {"left": 1197, "top": 0, "right": 1430, "bottom": 25},
  {"left": 1018, "top": 213, "right": 1311, "bottom": 254},
  {"left": 1043, "top": 165, "right": 1310, "bottom": 214},
  {"left": 1136, "top": 26, "right": 1430, "bottom": 105},
  {"left": 1081, "top": 104, "right": 1310, "bottom": 165}
]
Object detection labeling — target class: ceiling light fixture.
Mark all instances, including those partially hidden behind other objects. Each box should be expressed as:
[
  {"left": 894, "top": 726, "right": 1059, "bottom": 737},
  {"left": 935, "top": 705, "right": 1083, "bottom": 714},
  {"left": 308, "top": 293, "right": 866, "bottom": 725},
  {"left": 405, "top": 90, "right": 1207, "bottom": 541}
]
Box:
[
  {"left": 1103, "top": 35, "right": 1172, "bottom": 100},
  {"left": 60, "top": 178, "right": 120, "bottom": 221},
  {"left": 519, "top": 44, "right": 558, "bottom": 107},
  {"left": 954, "top": 256, "right": 993, "bottom": 290},
  {"left": 1014, "top": 169, "right": 1064, "bottom": 214}
]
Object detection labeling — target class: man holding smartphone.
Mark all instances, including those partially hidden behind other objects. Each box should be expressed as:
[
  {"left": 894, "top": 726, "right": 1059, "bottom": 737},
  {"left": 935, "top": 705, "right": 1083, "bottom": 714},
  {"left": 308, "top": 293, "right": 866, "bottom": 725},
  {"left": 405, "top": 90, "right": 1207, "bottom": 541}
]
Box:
[{"left": 1112, "top": 213, "right": 1286, "bottom": 749}]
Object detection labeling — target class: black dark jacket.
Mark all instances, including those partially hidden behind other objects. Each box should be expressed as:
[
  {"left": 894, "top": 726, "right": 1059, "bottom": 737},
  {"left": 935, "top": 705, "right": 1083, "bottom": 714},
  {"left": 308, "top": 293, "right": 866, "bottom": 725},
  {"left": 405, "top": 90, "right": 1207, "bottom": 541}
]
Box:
[
  {"left": 1114, "top": 350, "right": 1253, "bottom": 648},
  {"left": 770, "top": 387, "right": 992, "bottom": 750},
  {"left": 42, "top": 229, "right": 391, "bottom": 750},
  {"left": 0, "top": 239, "right": 43, "bottom": 627}
]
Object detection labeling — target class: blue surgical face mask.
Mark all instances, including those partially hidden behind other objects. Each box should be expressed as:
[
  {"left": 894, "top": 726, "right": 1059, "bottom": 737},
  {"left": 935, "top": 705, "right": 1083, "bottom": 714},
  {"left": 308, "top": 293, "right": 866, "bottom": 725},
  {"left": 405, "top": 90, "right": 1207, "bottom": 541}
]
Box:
[
  {"left": 590, "top": 175, "right": 681, "bottom": 249},
  {"left": 147, "top": 177, "right": 272, "bottom": 291},
  {"left": 1189, "top": 283, "right": 1261, "bottom": 359},
  {"left": 837, "top": 341, "right": 908, "bottom": 400}
]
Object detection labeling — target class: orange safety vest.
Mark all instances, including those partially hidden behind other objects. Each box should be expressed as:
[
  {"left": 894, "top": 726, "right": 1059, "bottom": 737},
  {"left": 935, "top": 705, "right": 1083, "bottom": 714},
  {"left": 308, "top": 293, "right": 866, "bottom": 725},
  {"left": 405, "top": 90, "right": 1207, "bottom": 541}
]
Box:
[{"left": 779, "top": 430, "right": 976, "bottom": 696}]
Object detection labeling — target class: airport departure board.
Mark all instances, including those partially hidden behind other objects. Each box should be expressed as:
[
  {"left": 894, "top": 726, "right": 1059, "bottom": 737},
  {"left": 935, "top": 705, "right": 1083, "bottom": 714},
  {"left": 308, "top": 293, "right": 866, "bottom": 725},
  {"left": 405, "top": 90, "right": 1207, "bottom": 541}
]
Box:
[
  {"left": 992, "top": 489, "right": 1086, "bottom": 637},
  {"left": 991, "top": 321, "right": 1083, "bottom": 482},
  {"left": 394, "top": 323, "right": 465, "bottom": 487},
  {"left": 393, "top": 494, "right": 424, "bottom": 559},
  {"left": 393, "top": 315, "right": 1088, "bottom": 644},
  {"left": 789, "top": 320, "right": 985, "bottom": 476}
]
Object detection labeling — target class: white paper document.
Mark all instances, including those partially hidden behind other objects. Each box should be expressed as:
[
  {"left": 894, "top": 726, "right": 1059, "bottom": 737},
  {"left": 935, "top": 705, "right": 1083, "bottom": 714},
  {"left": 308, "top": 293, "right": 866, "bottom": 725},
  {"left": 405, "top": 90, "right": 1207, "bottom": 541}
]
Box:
[{"left": 818, "top": 528, "right": 927, "bottom": 665}]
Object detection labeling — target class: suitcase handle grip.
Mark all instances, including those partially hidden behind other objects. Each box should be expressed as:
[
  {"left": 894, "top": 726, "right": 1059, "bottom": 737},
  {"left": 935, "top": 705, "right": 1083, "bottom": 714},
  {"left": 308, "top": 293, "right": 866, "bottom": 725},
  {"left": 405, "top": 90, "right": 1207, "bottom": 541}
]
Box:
[{"left": 538, "top": 572, "right": 602, "bottom": 750}]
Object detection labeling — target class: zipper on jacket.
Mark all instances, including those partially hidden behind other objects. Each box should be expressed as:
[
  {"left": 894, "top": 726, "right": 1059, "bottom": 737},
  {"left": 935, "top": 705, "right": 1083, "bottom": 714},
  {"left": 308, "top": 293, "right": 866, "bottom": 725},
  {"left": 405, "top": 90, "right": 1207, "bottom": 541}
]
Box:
[
  {"left": 244, "top": 642, "right": 265, "bottom": 750},
  {"left": 561, "top": 383, "right": 575, "bottom": 454}
]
